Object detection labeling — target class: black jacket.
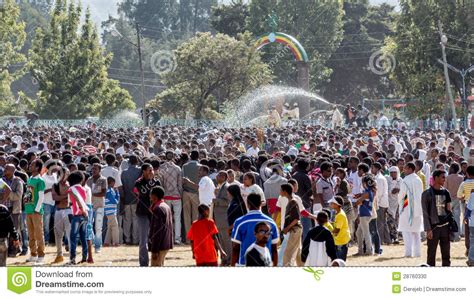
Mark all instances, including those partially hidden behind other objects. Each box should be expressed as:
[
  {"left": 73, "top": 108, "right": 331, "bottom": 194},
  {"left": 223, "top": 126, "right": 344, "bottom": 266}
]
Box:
[
  {"left": 421, "top": 187, "right": 451, "bottom": 231},
  {"left": 0, "top": 204, "right": 19, "bottom": 240}
]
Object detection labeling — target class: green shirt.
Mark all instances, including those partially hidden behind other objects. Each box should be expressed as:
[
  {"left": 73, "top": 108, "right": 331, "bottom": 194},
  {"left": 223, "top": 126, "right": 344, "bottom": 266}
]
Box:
[{"left": 25, "top": 176, "right": 46, "bottom": 215}]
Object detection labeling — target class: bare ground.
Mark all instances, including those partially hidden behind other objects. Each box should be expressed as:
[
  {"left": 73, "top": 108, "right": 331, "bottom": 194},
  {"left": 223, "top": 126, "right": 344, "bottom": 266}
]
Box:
[{"left": 6, "top": 239, "right": 470, "bottom": 267}]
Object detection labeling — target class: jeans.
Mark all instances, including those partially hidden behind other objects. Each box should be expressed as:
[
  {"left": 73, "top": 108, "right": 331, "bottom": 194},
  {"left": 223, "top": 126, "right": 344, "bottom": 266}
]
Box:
[
  {"left": 21, "top": 212, "right": 29, "bottom": 253},
  {"left": 468, "top": 228, "right": 474, "bottom": 265},
  {"left": 427, "top": 225, "right": 450, "bottom": 266},
  {"left": 356, "top": 217, "right": 372, "bottom": 254},
  {"left": 43, "top": 204, "right": 55, "bottom": 244},
  {"left": 165, "top": 200, "right": 182, "bottom": 242},
  {"left": 70, "top": 215, "right": 88, "bottom": 261},
  {"left": 93, "top": 207, "right": 104, "bottom": 250},
  {"left": 370, "top": 218, "right": 382, "bottom": 254},
  {"left": 336, "top": 244, "right": 348, "bottom": 261},
  {"left": 301, "top": 208, "right": 313, "bottom": 241},
  {"left": 137, "top": 215, "right": 150, "bottom": 267},
  {"left": 451, "top": 198, "right": 461, "bottom": 240}
]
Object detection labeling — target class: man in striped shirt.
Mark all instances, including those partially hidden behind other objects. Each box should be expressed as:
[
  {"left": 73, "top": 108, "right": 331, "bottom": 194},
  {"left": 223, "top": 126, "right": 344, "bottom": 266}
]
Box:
[
  {"left": 457, "top": 165, "right": 474, "bottom": 254},
  {"left": 67, "top": 171, "right": 89, "bottom": 265}
]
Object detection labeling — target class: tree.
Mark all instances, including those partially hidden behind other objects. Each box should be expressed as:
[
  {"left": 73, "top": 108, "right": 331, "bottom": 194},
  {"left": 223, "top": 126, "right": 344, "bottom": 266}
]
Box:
[
  {"left": 386, "top": 0, "right": 472, "bottom": 120},
  {"left": 0, "top": 0, "right": 27, "bottom": 114},
  {"left": 211, "top": 0, "right": 249, "bottom": 38},
  {"left": 29, "top": 0, "right": 134, "bottom": 119},
  {"left": 247, "top": 0, "right": 344, "bottom": 89},
  {"left": 323, "top": 2, "right": 397, "bottom": 105},
  {"left": 150, "top": 32, "right": 272, "bottom": 119}
]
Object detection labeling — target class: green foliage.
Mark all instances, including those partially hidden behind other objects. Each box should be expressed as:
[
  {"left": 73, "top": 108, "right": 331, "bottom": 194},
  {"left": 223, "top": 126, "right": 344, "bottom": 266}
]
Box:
[
  {"left": 323, "top": 2, "right": 397, "bottom": 105},
  {"left": 0, "top": 0, "right": 27, "bottom": 114},
  {"left": 151, "top": 32, "right": 272, "bottom": 119},
  {"left": 246, "top": 0, "right": 344, "bottom": 89},
  {"left": 387, "top": 0, "right": 472, "bottom": 118},
  {"left": 29, "top": 0, "right": 134, "bottom": 119},
  {"left": 211, "top": 0, "right": 249, "bottom": 38}
]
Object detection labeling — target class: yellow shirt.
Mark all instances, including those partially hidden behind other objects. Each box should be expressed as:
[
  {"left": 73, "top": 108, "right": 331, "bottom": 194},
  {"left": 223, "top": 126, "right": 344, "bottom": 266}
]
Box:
[
  {"left": 457, "top": 180, "right": 474, "bottom": 202},
  {"left": 333, "top": 210, "right": 351, "bottom": 246},
  {"left": 324, "top": 222, "right": 334, "bottom": 232}
]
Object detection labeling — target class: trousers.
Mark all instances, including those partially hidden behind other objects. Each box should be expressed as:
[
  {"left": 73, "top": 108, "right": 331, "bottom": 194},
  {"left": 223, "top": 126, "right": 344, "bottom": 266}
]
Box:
[{"left": 402, "top": 231, "right": 421, "bottom": 257}]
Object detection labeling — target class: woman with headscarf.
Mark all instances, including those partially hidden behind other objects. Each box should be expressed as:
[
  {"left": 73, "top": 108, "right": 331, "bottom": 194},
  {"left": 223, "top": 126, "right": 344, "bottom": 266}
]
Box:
[{"left": 226, "top": 184, "right": 247, "bottom": 234}]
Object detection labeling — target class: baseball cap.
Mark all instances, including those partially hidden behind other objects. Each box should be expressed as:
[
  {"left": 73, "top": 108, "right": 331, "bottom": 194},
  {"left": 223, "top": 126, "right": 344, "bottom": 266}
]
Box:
[{"left": 328, "top": 197, "right": 343, "bottom": 206}]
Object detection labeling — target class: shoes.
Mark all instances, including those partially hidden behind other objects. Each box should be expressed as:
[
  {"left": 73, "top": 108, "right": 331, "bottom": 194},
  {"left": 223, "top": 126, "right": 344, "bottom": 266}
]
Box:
[
  {"left": 20, "top": 250, "right": 28, "bottom": 256},
  {"left": 103, "top": 243, "right": 110, "bottom": 247},
  {"left": 95, "top": 248, "right": 101, "bottom": 254},
  {"left": 36, "top": 257, "right": 45, "bottom": 265},
  {"left": 52, "top": 256, "right": 64, "bottom": 264},
  {"left": 66, "top": 259, "right": 76, "bottom": 265},
  {"left": 79, "top": 257, "right": 87, "bottom": 264},
  {"left": 393, "top": 240, "right": 400, "bottom": 245},
  {"left": 65, "top": 245, "right": 69, "bottom": 252},
  {"left": 174, "top": 240, "right": 182, "bottom": 245},
  {"left": 26, "top": 256, "right": 37, "bottom": 263}
]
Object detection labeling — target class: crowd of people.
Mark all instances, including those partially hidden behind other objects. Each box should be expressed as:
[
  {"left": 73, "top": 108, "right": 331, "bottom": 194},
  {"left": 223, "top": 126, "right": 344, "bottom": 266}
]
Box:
[{"left": 0, "top": 118, "right": 473, "bottom": 267}]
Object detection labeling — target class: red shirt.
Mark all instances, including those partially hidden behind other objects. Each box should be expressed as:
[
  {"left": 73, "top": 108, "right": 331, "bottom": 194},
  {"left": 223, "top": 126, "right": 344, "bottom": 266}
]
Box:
[{"left": 187, "top": 218, "right": 219, "bottom": 264}]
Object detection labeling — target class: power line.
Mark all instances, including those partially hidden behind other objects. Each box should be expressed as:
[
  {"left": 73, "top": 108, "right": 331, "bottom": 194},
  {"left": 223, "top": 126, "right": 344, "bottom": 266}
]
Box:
[{"left": 118, "top": 81, "right": 165, "bottom": 88}]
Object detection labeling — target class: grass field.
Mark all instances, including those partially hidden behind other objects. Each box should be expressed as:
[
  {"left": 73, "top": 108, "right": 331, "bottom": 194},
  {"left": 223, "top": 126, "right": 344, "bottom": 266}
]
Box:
[{"left": 6, "top": 239, "right": 470, "bottom": 267}]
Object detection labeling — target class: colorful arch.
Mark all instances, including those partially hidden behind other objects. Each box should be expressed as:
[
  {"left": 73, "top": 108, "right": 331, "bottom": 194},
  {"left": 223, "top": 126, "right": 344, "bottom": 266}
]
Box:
[{"left": 255, "top": 32, "right": 309, "bottom": 63}]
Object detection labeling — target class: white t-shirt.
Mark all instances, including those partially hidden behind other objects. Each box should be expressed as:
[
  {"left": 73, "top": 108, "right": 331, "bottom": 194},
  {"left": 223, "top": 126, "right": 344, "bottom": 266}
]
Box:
[
  {"left": 276, "top": 195, "right": 305, "bottom": 230},
  {"left": 84, "top": 185, "right": 92, "bottom": 206},
  {"left": 101, "top": 166, "right": 122, "bottom": 188},
  {"left": 198, "top": 176, "right": 216, "bottom": 206},
  {"left": 246, "top": 147, "right": 260, "bottom": 158},
  {"left": 42, "top": 173, "right": 57, "bottom": 206}
]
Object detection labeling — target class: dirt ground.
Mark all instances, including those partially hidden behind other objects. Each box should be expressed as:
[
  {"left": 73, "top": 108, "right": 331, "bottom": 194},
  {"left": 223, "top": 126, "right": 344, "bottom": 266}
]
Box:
[{"left": 6, "top": 239, "right": 470, "bottom": 267}]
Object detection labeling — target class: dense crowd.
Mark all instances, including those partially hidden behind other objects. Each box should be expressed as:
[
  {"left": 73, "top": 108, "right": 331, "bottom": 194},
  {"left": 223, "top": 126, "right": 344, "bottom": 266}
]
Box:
[{"left": 0, "top": 121, "right": 473, "bottom": 267}]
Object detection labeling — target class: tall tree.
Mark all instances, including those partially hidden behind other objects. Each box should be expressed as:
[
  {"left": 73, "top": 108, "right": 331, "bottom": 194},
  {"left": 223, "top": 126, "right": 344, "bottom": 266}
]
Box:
[
  {"left": 151, "top": 32, "right": 272, "bottom": 119},
  {"left": 211, "top": 0, "right": 249, "bottom": 38},
  {"left": 387, "top": 0, "right": 472, "bottom": 121},
  {"left": 323, "top": 2, "right": 396, "bottom": 105},
  {"left": 0, "top": 0, "right": 27, "bottom": 114},
  {"left": 29, "top": 0, "right": 134, "bottom": 119}
]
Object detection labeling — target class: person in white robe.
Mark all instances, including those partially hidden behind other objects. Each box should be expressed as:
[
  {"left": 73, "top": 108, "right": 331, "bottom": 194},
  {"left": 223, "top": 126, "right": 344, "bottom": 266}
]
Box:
[
  {"left": 331, "top": 106, "right": 344, "bottom": 129},
  {"left": 398, "top": 162, "right": 424, "bottom": 257}
]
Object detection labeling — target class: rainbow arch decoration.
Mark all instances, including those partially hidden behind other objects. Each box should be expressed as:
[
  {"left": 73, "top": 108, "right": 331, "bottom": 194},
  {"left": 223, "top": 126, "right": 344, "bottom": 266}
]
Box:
[{"left": 255, "top": 32, "right": 309, "bottom": 63}]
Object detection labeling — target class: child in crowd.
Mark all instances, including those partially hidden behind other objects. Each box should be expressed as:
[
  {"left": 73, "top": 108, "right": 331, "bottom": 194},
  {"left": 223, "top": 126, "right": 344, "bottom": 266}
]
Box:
[
  {"left": 301, "top": 212, "right": 337, "bottom": 266},
  {"left": 245, "top": 222, "right": 273, "bottom": 267},
  {"left": 329, "top": 196, "right": 351, "bottom": 261},
  {"left": 148, "top": 186, "right": 173, "bottom": 267},
  {"left": 104, "top": 177, "right": 120, "bottom": 247},
  {"left": 187, "top": 204, "right": 226, "bottom": 266}
]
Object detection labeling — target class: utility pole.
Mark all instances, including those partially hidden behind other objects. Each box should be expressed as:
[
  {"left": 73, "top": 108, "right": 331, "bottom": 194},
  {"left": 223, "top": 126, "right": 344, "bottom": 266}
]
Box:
[
  {"left": 438, "top": 21, "right": 457, "bottom": 130},
  {"left": 136, "top": 22, "right": 147, "bottom": 127}
]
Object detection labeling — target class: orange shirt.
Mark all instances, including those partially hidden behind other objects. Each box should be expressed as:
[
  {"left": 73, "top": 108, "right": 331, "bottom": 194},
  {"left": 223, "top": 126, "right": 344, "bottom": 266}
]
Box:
[{"left": 187, "top": 218, "right": 219, "bottom": 264}]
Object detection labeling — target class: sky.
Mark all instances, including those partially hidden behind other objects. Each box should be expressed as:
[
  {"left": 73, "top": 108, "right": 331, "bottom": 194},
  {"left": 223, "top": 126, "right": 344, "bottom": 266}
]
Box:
[{"left": 81, "top": 0, "right": 400, "bottom": 29}]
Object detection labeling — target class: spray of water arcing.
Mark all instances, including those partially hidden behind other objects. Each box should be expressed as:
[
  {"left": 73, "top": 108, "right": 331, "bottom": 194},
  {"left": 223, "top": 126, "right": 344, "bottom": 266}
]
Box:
[{"left": 223, "top": 85, "right": 332, "bottom": 127}]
